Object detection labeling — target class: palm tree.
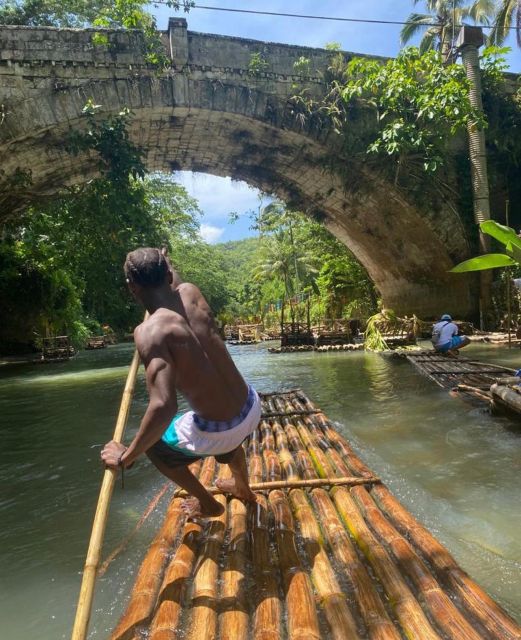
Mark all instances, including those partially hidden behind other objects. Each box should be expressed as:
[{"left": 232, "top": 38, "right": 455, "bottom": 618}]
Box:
[
  {"left": 400, "top": 0, "right": 494, "bottom": 60},
  {"left": 490, "top": 0, "right": 521, "bottom": 46}
]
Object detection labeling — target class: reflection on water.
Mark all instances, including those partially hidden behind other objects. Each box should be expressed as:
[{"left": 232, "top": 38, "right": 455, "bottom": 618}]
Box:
[{"left": 0, "top": 342, "right": 519, "bottom": 638}]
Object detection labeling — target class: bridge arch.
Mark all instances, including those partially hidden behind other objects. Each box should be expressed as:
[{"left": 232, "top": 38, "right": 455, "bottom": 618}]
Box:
[{"left": 0, "top": 20, "right": 474, "bottom": 317}]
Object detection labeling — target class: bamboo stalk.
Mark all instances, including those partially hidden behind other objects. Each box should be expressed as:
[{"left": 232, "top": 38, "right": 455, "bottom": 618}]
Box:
[
  {"left": 248, "top": 426, "right": 264, "bottom": 484},
  {"left": 272, "top": 420, "right": 300, "bottom": 480},
  {"left": 110, "top": 497, "right": 187, "bottom": 640},
  {"left": 72, "top": 338, "right": 143, "bottom": 640},
  {"left": 190, "top": 476, "right": 380, "bottom": 495},
  {"left": 218, "top": 498, "right": 250, "bottom": 640},
  {"left": 311, "top": 488, "right": 401, "bottom": 640},
  {"left": 268, "top": 490, "right": 321, "bottom": 639},
  {"left": 185, "top": 466, "right": 228, "bottom": 640},
  {"left": 332, "top": 487, "right": 441, "bottom": 640},
  {"left": 251, "top": 446, "right": 282, "bottom": 640},
  {"left": 351, "top": 486, "right": 482, "bottom": 640},
  {"left": 149, "top": 519, "right": 205, "bottom": 640},
  {"left": 371, "top": 485, "right": 521, "bottom": 640},
  {"left": 251, "top": 494, "right": 282, "bottom": 640},
  {"left": 261, "top": 419, "right": 282, "bottom": 481},
  {"left": 146, "top": 458, "right": 212, "bottom": 640},
  {"left": 112, "top": 459, "right": 205, "bottom": 640},
  {"left": 288, "top": 488, "right": 361, "bottom": 640}
]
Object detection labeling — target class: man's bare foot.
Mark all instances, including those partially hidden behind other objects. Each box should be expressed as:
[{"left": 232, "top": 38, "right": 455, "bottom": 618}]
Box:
[
  {"left": 215, "top": 478, "right": 257, "bottom": 502},
  {"left": 181, "top": 496, "right": 225, "bottom": 519}
]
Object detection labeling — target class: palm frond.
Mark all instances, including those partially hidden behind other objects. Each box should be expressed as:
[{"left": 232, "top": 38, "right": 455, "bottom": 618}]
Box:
[
  {"left": 419, "top": 27, "right": 441, "bottom": 53},
  {"left": 468, "top": 0, "right": 495, "bottom": 24},
  {"left": 489, "top": 0, "right": 516, "bottom": 45},
  {"left": 400, "top": 13, "right": 437, "bottom": 44}
]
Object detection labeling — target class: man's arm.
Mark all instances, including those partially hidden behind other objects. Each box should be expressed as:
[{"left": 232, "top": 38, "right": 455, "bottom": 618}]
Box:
[
  {"left": 101, "top": 334, "right": 177, "bottom": 469},
  {"left": 121, "top": 354, "right": 178, "bottom": 466}
]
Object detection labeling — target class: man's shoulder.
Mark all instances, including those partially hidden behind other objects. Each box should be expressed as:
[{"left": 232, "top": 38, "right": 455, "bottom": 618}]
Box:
[
  {"left": 135, "top": 311, "right": 179, "bottom": 343},
  {"left": 178, "top": 282, "right": 203, "bottom": 299}
]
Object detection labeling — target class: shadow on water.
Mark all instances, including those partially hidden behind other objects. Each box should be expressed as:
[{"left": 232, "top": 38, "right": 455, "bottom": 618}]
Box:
[{"left": 0, "top": 341, "right": 519, "bottom": 638}]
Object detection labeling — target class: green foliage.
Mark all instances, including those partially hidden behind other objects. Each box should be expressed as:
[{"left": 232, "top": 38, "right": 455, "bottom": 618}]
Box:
[
  {"left": 248, "top": 52, "right": 270, "bottom": 77},
  {"left": 451, "top": 253, "right": 517, "bottom": 271},
  {"left": 0, "top": 104, "right": 225, "bottom": 352},
  {"left": 0, "top": 0, "right": 112, "bottom": 26},
  {"left": 451, "top": 220, "right": 521, "bottom": 272},
  {"left": 363, "top": 311, "right": 391, "bottom": 351},
  {"left": 0, "top": 240, "right": 86, "bottom": 349},
  {"left": 171, "top": 238, "right": 229, "bottom": 315},
  {"left": 224, "top": 201, "right": 377, "bottom": 326},
  {"left": 293, "top": 56, "right": 311, "bottom": 76},
  {"left": 324, "top": 42, "right": 342, "bottom": 51},
  {"left": 339, "top": 48, "right": 482, "bottom": 174},
  {"left": 68, "top": 101, "right": 145, "bottom": 183}
]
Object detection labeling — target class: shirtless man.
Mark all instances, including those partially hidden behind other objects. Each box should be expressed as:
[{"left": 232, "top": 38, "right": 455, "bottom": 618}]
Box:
[{"left": 100, "top": 247, "right": 261, "bottom": 518}]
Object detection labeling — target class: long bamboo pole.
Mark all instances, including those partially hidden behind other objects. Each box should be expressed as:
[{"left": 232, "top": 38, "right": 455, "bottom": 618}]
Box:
[{"left": 71, "top": 334, "right": 144, "bottom": 640}]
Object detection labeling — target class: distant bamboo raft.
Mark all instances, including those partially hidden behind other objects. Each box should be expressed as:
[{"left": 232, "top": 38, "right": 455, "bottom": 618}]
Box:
[
  {"left": 399, "top": 350, "right": 515, "bottom": 399},
  {"left": 110, "top": 390, "right": 520, "bottom": 640}
]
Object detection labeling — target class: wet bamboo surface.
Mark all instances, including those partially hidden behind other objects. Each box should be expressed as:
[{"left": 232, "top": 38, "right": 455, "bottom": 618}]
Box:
[
  {"left": 402, "top": 351, "right": 515, "bottom": 393},
  {"left": 111, "top": 390, "right": 520, "bottom": 640}
]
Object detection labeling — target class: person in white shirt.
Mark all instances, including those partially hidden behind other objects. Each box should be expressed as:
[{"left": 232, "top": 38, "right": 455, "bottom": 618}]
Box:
[{"left": 431, "top": 314, "right": 470, "bottom": 354}]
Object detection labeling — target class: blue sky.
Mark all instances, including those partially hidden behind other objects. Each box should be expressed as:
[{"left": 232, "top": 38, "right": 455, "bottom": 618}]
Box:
[{"left": 151, "top": 1, "right": 521, "bottom": 243}]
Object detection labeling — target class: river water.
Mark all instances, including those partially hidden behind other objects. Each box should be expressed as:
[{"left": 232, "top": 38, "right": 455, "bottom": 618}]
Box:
[{"left": 0, "top": 341, "right": 520, "bottom": 639}]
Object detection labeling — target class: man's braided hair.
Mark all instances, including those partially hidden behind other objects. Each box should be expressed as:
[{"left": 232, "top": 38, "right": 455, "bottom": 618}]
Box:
[{"left": 124, "top": 248, "right": 169, "bottom": 288}]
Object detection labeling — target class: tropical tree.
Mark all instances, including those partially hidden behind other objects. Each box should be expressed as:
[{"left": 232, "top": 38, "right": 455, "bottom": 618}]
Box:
[
  {"left": 400, "top": 0, "right": 494, "bottom": 60},
  {"left": 490, "top": 0, "right": 521, "bottom": 46}
]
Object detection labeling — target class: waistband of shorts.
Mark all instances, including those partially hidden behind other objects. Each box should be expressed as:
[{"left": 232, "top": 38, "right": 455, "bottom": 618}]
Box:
[{"left": 193, "top": 384, "right": 257, "bottom": 433}]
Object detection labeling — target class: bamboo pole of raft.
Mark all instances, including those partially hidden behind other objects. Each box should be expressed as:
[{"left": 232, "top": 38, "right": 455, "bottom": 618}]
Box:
[
  {"left": 371, "top": 484, "right": 521, "bottom": 640},
  {"left": 288, "top": 489, "right": 361, "bottom": 640},
  {"left": 351, "top": 485, "right": 483, "bottom": 640},
  {"left": 251, "top": 495, "right": 282, "bottom": 640},
  {"left": 112, "top": 459, "right": 205, "bottom": 640},
  {"left": 269, "top": 489, "right": 321, "bottom": 639},
  {"left": 175, "top": 475, "right": 381, "bottom": 496},
  {"left": 249, "top": 435, "right": 283, "bottom": 640},
  {"left": 311, "top": 488, "right": 402, "bottom": 640},
  {"left": 278, "top": 400, "right": 441, "bottom": 639},
  {"left": 332, "top": 486, "right": 441, "bottom": 640},
  {"left": 185, "top": 465, "right": 228, "bottom": 640},
  {"left": 148, "top": 519, "right": 204, "bottom": 640},
  {"left": 268, "top": 415, "right": 366, "bottom": 639},
  {"left": 146, "top": 458, "right": 212, "bottom": 640},
  {"left": 218, "top": 498, "right": 249, "bottom": 640},
  {"left": 71, "top": 335, "right": 144, "bottom": 640},
  {"left": 268, "top": 414, "right": 402, "bottom": 640}
]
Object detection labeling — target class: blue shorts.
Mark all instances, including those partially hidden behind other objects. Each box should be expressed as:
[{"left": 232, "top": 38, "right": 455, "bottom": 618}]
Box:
[{"left": 436, "top": 336, "right": 465, "bottom": 352}]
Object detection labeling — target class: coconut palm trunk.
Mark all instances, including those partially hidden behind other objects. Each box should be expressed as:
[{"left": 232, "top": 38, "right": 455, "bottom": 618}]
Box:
[{"left": 456, "top": 26, "right": 492, "bottom": 326}]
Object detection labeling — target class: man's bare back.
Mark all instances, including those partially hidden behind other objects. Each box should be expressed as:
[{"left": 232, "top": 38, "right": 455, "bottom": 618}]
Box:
[{"left": 134, "top": 283, "right": 248, "bottom": 422}]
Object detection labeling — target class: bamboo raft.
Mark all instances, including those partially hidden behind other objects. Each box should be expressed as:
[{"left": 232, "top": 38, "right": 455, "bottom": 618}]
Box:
[
  {"left": 109, "top": 389, "right": 520, "bottom": 640},
  {"left": 398, "top": 350, "right": 516, "bottom": 404}
]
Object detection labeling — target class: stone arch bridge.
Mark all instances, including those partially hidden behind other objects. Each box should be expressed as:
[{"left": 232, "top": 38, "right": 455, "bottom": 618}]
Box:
[{"left": 0, "top": 18, "right": 478, "bottom": 317}]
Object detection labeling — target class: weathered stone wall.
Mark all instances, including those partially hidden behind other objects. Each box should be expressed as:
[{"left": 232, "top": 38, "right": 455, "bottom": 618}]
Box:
[{"left": 0, "top": 18, "right": 493, "bottom": 318}]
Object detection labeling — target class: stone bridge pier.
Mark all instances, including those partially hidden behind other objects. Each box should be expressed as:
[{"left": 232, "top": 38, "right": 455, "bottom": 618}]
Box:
[{"left": 0, "top": 18, "right": 476, "bottom": 318}]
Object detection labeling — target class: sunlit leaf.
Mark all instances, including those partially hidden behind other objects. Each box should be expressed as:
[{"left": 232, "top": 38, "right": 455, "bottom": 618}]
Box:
[{"left": 450, "top": 253, "right": 517, "bottom": 272}]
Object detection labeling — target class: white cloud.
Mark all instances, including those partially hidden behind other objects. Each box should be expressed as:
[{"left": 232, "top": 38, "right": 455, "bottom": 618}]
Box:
[
  {"left": 175, "top": 172, "right": 266, "bottom": 223},
  {"left": 200, "top": 223, "right": 225, "bottom": 244}
]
